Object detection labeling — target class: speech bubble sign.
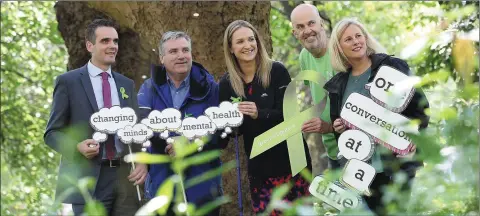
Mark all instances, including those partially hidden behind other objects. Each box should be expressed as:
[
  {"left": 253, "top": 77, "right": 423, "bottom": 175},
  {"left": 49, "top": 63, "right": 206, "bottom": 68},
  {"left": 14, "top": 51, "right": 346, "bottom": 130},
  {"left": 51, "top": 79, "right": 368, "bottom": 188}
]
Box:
[
  {"left": 90, "top": 106, "right": 137, "bottom": 134},
  {"left": 340, "top": 159, "right": 376, "bottom": 196},
  {"left": 179, "top": 115, "right": 216, "bottom": 140},
  {"left": 117, "top": 123, "right": 154, "bottom": 145},
  {"left": 204, "top": 101, "right": 243, "bottom": 129},
  {"left": 92, "top": 132, "right": 108, "bottom": 143},
  {"left": 365, "top": 66, "right": 418, "bottom": 113},
  {"left": 309, "top": 175, "right": 362, "bottom": 212},
  {"left": 141, "top": 108, "right": 182, "bottom": 132},
  {"left": 337, "top": 130, "right": 374, "bottom": 161},
  {"left": 340, "top": 93, "right": 418, "bottom": 155}
]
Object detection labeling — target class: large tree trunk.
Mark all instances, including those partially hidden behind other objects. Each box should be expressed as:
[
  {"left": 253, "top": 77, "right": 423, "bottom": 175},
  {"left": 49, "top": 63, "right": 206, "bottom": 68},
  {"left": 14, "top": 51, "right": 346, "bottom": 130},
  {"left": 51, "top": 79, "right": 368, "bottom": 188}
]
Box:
[{"left": 55, "top": 2, "right": 271, "bottom": 215}]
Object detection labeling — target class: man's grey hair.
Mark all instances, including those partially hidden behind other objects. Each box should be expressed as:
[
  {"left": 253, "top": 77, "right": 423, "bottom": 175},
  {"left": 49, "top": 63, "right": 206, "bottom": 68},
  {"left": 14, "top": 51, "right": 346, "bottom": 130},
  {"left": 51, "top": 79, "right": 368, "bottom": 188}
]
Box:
[{"left": 158, "top": 31, "right": 192, "bottom": 56}]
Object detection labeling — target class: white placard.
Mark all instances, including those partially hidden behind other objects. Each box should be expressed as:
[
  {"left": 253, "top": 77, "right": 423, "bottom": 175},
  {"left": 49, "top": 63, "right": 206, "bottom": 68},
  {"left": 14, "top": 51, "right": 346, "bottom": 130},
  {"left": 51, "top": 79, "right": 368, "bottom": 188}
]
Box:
[
  {"left": 204, "top": 101, "right": 243, "bottom": 129},
  {"left": 309, "top": 175, "right": 362, "bottom": 212},
  {"left": 141, "top": 108, "right": 182, "bottom": 132},
  {"left": 340, "top": 93, "right": 418, "bottom": 155},
  {"left": 179, "top": 115, "right": 216, "bottom": 140},
  {"left": 340, "top": 159, "right": 376, "bottom": 196},
  {"left": 365, "top": 66, "right": 419, "bottom": 113},
  {"left": 90, "top": 106, "right": 137, "bottom": 134},
  {"left": 117, "top": 123, "right": 154, "bottom": 144},
  {"left": 337, "top": 130, "right": 374, "bottom": 161}
]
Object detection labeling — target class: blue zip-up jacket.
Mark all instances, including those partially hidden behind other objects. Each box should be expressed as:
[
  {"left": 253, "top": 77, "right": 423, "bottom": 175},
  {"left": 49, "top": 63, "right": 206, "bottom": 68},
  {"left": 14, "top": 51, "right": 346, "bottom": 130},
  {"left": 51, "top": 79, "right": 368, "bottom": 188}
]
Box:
[{"left": 137, "top": 61, "right": 222, "bottom": 206}]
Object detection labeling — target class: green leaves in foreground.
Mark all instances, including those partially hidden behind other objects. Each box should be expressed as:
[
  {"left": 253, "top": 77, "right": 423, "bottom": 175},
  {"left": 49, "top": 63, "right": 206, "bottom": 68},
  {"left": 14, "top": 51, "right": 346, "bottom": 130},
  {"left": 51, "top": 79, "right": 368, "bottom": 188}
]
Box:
[{"left": 124, "top": 152, "right": 171, "bottom": 164}]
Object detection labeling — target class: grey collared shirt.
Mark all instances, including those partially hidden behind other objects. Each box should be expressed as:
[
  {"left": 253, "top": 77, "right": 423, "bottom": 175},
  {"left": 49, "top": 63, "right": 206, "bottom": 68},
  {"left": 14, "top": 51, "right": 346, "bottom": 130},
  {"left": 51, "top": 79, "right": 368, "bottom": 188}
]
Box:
[
  {"left": 87, "top": 60, "right": 123, "bottom": 158},
  {"left": 166, "top": 73, "right": 190, "bottom": 109}
]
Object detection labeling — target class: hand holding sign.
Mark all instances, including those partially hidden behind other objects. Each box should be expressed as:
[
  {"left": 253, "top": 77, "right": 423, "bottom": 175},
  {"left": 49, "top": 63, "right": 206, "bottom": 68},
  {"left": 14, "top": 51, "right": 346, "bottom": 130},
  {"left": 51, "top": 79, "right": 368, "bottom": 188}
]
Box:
[{"left": 89, "top": 106, "right": 143, "bottom": 202}]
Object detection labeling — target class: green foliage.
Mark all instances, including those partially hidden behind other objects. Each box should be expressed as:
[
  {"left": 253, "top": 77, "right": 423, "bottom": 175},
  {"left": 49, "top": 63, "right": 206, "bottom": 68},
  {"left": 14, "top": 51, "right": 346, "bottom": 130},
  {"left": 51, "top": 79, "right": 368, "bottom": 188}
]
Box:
[
  {"left": 127, "top": 136, "right": 235, "bottom": 216},
  {"left": 1, "top": 1, "right": 67, "bottom": 215}
]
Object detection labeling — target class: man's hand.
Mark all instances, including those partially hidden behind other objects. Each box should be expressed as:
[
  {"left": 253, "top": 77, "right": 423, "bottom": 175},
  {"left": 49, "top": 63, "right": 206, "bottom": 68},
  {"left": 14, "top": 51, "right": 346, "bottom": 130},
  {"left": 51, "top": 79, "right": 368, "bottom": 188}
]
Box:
[
  {"left": 302, "top": 117, "right": 333, "bottom": 134},
  {"left": 165, "top": 144, "right": 175, "bottom": 157},
  {"left": 332, "top": 118, "right": 346, "bottom": 134},
  {"left": 128, "top": 163, "right": 147, "bottom": 186},
  {"left": 77, "top": 139, "right": 99, "bottom": 159}
]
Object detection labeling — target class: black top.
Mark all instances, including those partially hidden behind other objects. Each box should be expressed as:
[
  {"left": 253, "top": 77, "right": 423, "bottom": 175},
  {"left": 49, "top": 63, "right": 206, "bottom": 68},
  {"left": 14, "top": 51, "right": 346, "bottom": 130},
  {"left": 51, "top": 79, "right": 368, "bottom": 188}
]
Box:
[{"left": 219, "top": 61, "right": 312, "bottom": 178}]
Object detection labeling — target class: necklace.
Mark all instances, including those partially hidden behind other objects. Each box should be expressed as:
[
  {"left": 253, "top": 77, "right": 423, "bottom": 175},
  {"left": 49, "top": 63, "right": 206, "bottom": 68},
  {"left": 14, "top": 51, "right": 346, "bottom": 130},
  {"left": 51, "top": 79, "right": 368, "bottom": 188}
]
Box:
[{"left": 351, "top": 68, "right": 371, "bottom": 83}]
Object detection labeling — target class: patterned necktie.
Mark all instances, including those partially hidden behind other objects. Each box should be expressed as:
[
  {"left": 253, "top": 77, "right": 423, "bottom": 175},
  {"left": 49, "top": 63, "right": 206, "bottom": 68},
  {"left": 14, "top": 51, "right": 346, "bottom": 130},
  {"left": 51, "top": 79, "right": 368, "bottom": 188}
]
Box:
[{"left": 101, "top": 72, "right": 115, "bottom": 160}]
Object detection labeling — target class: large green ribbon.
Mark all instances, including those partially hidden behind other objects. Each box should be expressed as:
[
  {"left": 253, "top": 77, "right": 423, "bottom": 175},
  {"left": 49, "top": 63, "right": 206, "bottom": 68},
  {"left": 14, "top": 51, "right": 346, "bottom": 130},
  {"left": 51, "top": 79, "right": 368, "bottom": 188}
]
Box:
[{"left": 250, "top": 70, "right": 328, "bottom": 176}]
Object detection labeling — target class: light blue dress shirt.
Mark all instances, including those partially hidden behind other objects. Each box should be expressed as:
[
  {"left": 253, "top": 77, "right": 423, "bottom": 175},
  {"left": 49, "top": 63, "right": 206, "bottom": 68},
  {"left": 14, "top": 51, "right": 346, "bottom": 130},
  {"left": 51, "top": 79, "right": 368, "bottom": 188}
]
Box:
[
  {"left": 87, "top": 61, "right": 123, "bottom": 159},
  {"left": 166, "top": 73, "right": 190, "bottom": 109}
]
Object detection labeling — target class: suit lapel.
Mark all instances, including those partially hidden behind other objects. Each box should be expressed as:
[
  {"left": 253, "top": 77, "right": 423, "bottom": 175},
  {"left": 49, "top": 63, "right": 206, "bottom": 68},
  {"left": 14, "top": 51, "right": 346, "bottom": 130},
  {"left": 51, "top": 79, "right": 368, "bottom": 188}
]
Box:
[
  {"left": 79, "top": 65, "right": 99, "bottom": 112},
  {"left": 113, "top": 72, "right": 128, "bottom": 108}
]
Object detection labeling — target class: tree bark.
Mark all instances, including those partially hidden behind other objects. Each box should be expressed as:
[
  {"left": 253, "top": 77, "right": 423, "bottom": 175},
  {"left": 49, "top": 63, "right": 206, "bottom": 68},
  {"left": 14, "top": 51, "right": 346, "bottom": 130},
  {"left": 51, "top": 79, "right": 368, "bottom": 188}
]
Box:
[{"left": 55, "top": 2, "right": 271, "bottom": 215}]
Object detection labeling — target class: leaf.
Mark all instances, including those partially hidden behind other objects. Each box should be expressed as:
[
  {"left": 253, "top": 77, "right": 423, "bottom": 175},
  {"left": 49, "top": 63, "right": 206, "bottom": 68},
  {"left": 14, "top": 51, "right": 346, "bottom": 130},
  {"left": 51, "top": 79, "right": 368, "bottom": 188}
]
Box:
[
  {"left": 452, "top": 38, "right": 476, "bottom": 84},
  {"left": 270, "top": 183, "right": 292, "bottom": 201},
  {"left": 184, "top": 161, "right": 236, "bottom": 188},
  {"left": 175, "top": 136, "right": 211, "bottom": 158},
  {"left": 155, "top": 177, "right": 175, "bottom": 215},
  {"left": 123, "top": 152, "right": 171, "bottom": 164},
  {"left": 84, "top": 200, "right": 107, "bottom": 216},
  {"left": 416, "top": 70, "right": 450, "bottom": 87},
  {"left": 299, "top": 168, "right": 313, "bottom": 183},
  {"left": 134, "top": 196, "right": 169, "bottom": 216},
  {"left": 174, "top": 150, "right": 221, "bottom": 172}
]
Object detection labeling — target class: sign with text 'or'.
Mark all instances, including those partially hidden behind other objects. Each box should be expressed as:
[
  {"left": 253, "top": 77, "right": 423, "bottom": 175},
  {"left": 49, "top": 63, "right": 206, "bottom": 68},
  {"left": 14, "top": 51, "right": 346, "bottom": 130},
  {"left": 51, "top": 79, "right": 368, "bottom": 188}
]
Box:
[{"left": 365, "top": 65, "right": 419, "bottom": 113}]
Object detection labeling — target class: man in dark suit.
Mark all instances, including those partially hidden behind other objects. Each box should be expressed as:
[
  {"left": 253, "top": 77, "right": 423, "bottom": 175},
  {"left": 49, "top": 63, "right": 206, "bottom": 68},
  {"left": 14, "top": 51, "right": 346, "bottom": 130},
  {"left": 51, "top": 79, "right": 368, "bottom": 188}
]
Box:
[{"left": 44, "top": 19, "right": 147, "bottom": 215}]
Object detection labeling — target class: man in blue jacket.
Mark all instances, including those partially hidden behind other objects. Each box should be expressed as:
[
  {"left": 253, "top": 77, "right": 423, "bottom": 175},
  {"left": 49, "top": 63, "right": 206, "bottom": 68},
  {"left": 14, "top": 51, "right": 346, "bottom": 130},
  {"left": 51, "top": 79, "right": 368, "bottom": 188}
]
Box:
[{"left": 137, "top": 31, "right": 222, "bottom": 215}]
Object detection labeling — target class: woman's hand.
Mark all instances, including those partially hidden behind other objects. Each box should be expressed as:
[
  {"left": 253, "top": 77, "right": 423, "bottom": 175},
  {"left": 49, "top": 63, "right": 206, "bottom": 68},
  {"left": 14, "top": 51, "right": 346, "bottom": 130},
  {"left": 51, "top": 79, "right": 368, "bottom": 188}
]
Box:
[
  {"left": 237, "top": 101, "right": 258, "bottom": 119},
  {"left": 332, "top": 118, "right": 346, "bottom": 134}
]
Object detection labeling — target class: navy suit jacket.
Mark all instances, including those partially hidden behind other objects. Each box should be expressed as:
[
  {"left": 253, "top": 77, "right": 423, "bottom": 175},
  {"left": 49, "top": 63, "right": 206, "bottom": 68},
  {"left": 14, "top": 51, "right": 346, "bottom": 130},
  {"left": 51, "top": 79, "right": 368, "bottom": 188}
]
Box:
[{"left": 44, "top": 64, "right": 140, "bottom": 204}]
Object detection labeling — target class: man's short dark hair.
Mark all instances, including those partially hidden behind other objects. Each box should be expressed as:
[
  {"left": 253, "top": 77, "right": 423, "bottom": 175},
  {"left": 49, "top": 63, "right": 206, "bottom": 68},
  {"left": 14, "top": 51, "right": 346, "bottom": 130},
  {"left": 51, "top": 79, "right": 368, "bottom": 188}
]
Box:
[{"left": 85, "top": 19, "right": 118, "bottom": 44}]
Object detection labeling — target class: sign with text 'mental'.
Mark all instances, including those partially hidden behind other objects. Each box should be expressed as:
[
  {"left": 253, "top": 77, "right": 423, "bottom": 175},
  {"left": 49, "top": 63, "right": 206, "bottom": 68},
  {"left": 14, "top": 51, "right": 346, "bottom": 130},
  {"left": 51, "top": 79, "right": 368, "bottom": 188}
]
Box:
[{"left": 340, "top": 93, "right": 418, "bottom": 155}]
